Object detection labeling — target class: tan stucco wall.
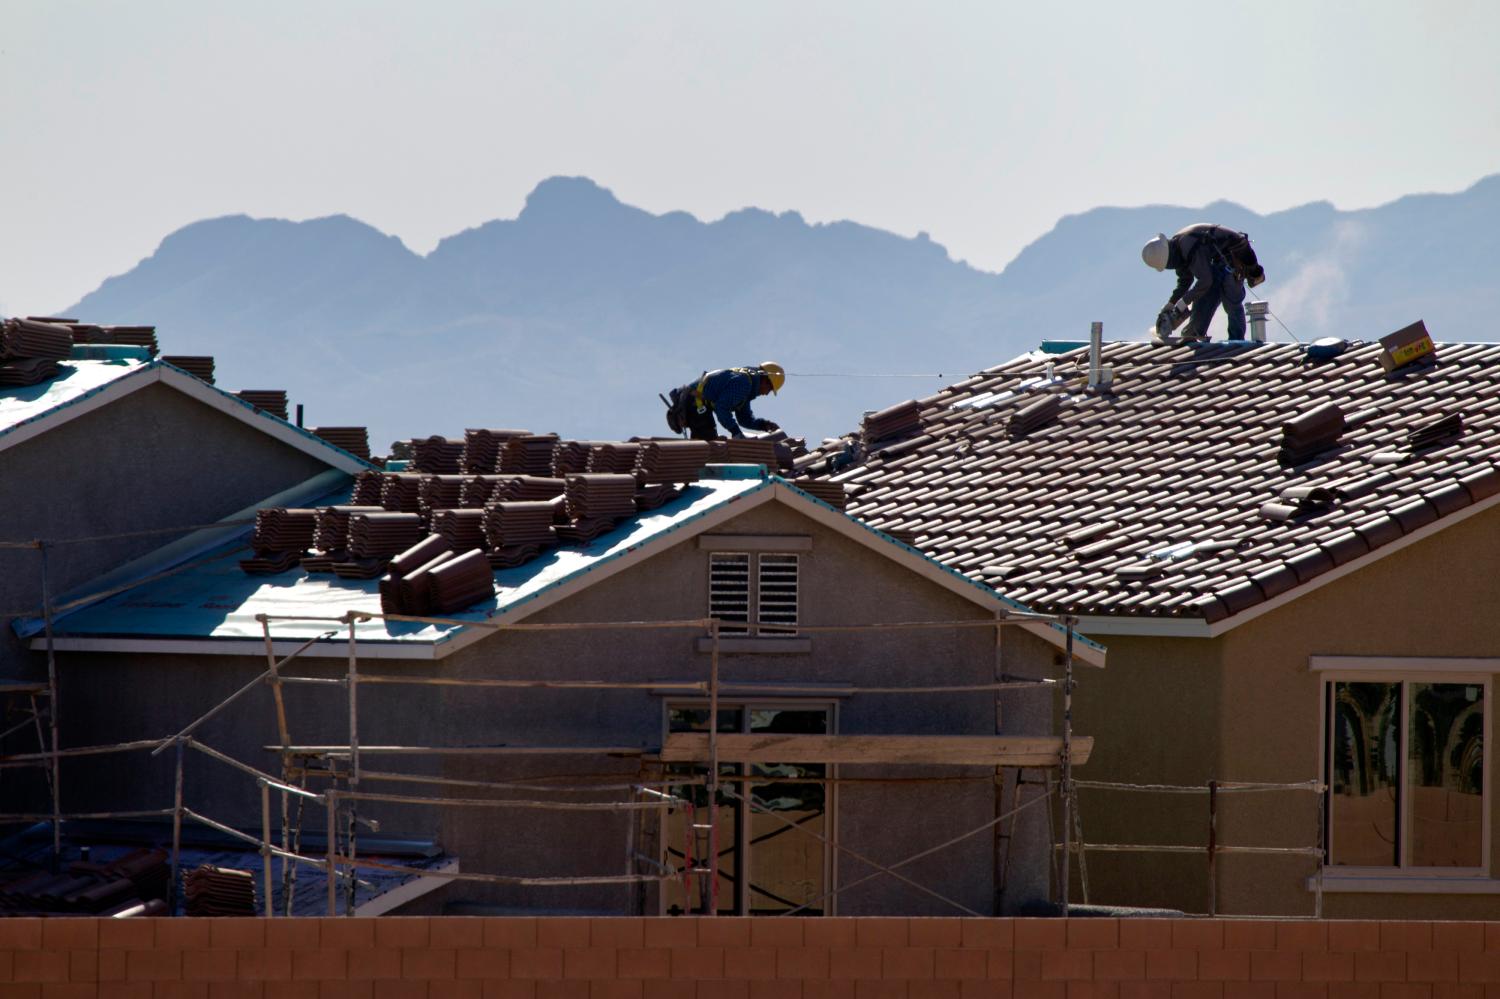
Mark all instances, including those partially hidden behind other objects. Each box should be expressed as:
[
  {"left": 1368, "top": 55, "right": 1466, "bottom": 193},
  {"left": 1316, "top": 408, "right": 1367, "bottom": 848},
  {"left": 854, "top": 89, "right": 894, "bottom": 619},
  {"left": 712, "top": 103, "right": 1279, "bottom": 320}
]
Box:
[{"left": 1071, "top": 501, "right": 1500, "bottom": 918}]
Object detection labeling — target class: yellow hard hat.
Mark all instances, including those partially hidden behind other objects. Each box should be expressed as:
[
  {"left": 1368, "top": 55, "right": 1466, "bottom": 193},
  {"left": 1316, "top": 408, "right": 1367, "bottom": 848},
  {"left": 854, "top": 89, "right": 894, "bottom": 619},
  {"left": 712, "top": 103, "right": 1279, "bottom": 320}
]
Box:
[{"left": 759, "top": 361, "right": 785, "bottom": 394}]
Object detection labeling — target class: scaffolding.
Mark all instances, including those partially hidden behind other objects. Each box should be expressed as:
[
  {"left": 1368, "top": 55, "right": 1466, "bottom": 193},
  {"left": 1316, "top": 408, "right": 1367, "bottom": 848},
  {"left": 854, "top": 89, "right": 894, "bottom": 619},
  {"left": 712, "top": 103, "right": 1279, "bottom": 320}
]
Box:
[{"left": 0, "top": 523, "right": 1329, "bottom": 919}]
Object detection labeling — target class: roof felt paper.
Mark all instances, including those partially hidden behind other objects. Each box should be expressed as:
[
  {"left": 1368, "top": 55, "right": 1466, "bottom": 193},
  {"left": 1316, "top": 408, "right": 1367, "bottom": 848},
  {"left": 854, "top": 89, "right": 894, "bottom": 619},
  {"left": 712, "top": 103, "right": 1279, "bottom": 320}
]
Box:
[
  {"left": 0, "top": 354, "right": 149, "bottom": 442},
  {"left": 801, "top": 339, "right": 1500, "bottom": 629}
]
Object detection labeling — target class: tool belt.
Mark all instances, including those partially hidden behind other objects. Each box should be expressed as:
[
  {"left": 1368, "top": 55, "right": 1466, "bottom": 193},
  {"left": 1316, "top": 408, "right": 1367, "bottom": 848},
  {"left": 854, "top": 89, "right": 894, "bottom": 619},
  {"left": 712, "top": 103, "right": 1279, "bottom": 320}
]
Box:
[{"left": 1220, "top": 233, "right": 1266, "bottom": 287}]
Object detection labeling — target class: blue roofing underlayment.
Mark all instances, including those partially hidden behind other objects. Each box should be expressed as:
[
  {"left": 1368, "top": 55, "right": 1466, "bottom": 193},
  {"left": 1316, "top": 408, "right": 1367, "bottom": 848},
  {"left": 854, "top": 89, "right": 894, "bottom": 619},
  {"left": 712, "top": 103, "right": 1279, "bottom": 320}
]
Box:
[{"left": 23, "top": 465, "right": 1102, "bottom": 655}]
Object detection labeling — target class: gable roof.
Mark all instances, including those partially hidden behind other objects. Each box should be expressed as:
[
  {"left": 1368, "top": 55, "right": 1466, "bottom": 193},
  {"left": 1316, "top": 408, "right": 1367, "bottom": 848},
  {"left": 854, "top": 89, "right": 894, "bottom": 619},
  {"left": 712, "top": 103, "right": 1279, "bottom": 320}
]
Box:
[
  {"left": 798, "top": 339, "right": 1500, "bottom": 637},
  {"left": 0, "top": 351, "right": 373, "bottom": 474},
  {"left": 34, "top": 467, "right": 1104, "bottom": 665}
]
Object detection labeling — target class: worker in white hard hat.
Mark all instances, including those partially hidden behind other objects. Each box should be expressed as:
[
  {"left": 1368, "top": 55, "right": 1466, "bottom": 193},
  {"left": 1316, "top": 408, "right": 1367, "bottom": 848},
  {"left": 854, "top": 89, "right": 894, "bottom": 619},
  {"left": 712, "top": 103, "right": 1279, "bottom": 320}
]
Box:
[
  {"left": 663, "top": 362, "right": 785, "bottom": 440},
  {"left": 1142, "top": 224, "right": 1265, "bottom": 343}
]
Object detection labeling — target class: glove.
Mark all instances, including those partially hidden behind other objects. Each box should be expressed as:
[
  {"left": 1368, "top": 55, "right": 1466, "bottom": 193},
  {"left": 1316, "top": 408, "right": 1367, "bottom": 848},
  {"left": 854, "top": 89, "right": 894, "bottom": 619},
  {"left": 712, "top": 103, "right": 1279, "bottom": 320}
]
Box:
[{"left": 1170, "top": 299, "right": 1190, "bottom": 320}]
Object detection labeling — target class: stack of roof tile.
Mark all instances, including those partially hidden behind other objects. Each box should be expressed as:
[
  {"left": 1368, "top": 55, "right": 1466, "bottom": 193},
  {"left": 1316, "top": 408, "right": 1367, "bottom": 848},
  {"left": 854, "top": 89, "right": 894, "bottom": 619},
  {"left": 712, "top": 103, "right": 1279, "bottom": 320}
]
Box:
[
  {"left": 412, "top": 436, "right": 465, "bottom": 473},
  {"left": 1, "top": 317, "right": 74, "bottom": 360},
  {"left": 162, "top": 355, "right": 215, "bottom": 383},
  {"left": 0, "top": 358, "right": 60, "bottom": 387},
  {"left": 425, "top": 550, "right": 495, "bottom": 614},
  {"left": 348, "top": 511, "right": 426, "bottom": 556},
  {"left": 311, "top": 427, "right": 372, "bottom": 461},
  {"left": 418, "top": 475, "right": 467, "bottom": 517},
  {"left": 634, "top": 440, "right": 711, "bottom": 484},
  {"left": 431, "top": 508, "right": 488, "bottom": 551},
  {"left": 461, "top": 428, "right": 530, "bottom": 473},
  {"left": 0, "top": 848, "right": 168, "bottom": 916},
  {"left": 496, "top": 475, "right": 567, "bottom": 502},
  {"left": 240, "top": 508, "right": 318, "bottom": 574},
  {"left": 634, "top": 483, "right": 684, "bottom": 511},
  {"left": 861, "top": 400, "right": 922, "bottom": 445},
  {"left": 1278, "top": 402, "right": 1345, "bottom": 465},
  {"left": 352, "top": 470, "right": 386, "bottom": 505},
  {"left": 459, "top": 475, "right": 509, "bottom": 507},
  {"left": 379, "top": 535, "right": 452, "bottom": 614},
  {"left": 303, "top": 505, "right": 385, "bottom": 572},
  {"left": 500, "top": 434, "right": 561, "bottom": 475},
  {"left": 564, "top": 473, "right": 638, "bottom": 522},
  {"left": 183, "top": 866, "right": 255, "bottom": 917},
  {"left": 721, "top": 437, "right": 780, "bottom": 468},
  {"left": 483, "top": 501, "right": 557, "bottom": 565},
  {"left": 552, "top": 440, "right": 606, "bottom": 476},
  {"left": 66, "top": 323, "right": 160, "bottom": 356},
  {"left": 587, "top": 442, "right": 641, "bottom": 473},
  {"left": 792, "top": 479, "right": 847, "bottom": 510},
  {"left": 1008, "top": 395, "right": 1065, "bottom": 436},
  {"left": 1408, "top": 412, "right": 1463, "bottom": 451},
  {"left": 234, "top": 390, "right": 289, "bottom": 420},
  {"left": 380, "top": 473, "right": 425, "bottom": 513}
]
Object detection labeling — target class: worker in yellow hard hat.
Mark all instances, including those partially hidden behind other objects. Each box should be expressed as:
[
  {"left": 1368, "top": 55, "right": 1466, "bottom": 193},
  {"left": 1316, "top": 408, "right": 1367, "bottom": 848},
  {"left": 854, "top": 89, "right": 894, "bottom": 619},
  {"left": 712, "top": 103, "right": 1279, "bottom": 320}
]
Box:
[{"left": 663, "top": 362, "right": 785, "bottom": 440}]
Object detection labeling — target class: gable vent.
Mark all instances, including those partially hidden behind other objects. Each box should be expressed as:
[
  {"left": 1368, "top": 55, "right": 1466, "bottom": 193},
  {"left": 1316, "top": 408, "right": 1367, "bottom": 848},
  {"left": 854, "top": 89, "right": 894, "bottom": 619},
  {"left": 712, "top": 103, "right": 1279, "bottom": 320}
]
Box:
[
  {"left": 709, "top": 553, "right": 751, "bottom": 635},
  {"left": 757, "top": 554, "right": 800, "bottom": 635}
]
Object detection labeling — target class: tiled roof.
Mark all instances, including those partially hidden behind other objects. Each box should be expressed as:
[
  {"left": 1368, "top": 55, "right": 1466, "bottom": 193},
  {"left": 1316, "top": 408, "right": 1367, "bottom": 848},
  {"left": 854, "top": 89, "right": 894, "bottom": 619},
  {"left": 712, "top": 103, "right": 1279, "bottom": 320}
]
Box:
[{"left": 799, "top": 339, "right": 1500, "bottom": 625}]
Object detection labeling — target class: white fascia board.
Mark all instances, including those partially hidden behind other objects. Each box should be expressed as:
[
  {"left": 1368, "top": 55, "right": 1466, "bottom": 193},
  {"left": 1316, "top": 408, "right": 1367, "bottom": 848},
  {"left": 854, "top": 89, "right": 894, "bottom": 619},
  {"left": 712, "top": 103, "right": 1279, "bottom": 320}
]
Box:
[
  {"left": 31, "top": 637, "right": 438, "bottom": 659},
  {"left": 157, "top": 366, "right": 371, "bottom": 475},
  {"left": 354, "top": 859, "right": 461, "bottom": 916},
  {"left": 0, "top": 364, "right": 158, "bottom": 455},
  {"left": 1072, "top": 484, "right": 1500, "bottom": 640}
]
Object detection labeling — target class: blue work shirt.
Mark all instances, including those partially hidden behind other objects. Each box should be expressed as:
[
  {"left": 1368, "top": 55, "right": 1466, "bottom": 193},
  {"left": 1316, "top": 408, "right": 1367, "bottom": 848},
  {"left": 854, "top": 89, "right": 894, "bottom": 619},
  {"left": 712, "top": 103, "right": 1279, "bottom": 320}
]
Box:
[{"left": 699, "top": 368, "right": 772, "bottom": 438}]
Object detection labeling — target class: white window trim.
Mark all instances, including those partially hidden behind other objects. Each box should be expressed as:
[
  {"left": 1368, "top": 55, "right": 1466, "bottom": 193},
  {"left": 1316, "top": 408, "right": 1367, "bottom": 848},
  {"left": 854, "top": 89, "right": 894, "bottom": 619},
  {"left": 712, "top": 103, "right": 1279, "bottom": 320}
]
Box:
[
  {"left": 1317, "top": 664, "right": 1492, "bottom": 888},
  {"left": 658, "top": 698, "right": 839, "bottom": 916}
]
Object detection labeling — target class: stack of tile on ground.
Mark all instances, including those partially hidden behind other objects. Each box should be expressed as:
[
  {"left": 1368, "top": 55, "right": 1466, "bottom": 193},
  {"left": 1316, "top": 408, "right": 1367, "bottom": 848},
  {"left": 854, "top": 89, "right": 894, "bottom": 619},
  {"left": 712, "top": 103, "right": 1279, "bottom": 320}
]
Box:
[
  {"left": 162, "top": 355, "right": 215, "bottom": 383},
  {"left": 792, "top": 479, "right": 848, "bottom": 510},
  {"left": 562, "top": 474, "right": 638, "bottom": 542},
  {"left": 418, "top": 475, "right": 467, "bottom": 517},
  {"left": 552, "top": 440, "right": 608, "bottom": 476},
  {"left": 338, "top": 512, "right": 425, "bottom": 578},
  {"left": 425, "top": 550, "right": 495, "bottom": 614},
  {"left": 412, "top": 435, "right": 465, "bottom": 473},
  {"left": 349, "top": 470, "right": 383, "bottom": 505},
  {"left": 459, "top": 475, "right": 509, "bottom": 507},
  {"left": 500, "top": 434, "right": 561, "bottom": 475},
  {"left": 0, "top": 317, "right": 73, "bottom": 386},
  {"left": 67, "top": 323, "right": 160, "bottom": 356},
  {"left": 234, "top": 390, "right": 289, "bottom": 420},
  {"left": 380, "top": 473, "right": 425, "bottom": 513},
  {"left": 483, "top": 500, "right": 557, "bottom": 567},
  {"left": 303, "top": 505, "right": 384, "bottom": 573},
  {"left": 461, "top": 428, "right": 529, "bottom": 473},
  {"left": 635, "top": 440, "right": 712, "bottom": 484},
  {"left": 311, "top": 427, "right": 371, "bottom": 461},
  {"left": 861, "top": 399, "right": 922, "bottom": 446},
  {"left": 240, "top": 508, "right": 318, "bottom": 574},
  {"left": 183, "top": 866, "right": 255, "bottom": 917},
  {"left": 587, "top": 442, "right": 641, "bottom": 473},
  {"left": 379, "top": 534, "right": 452, "bottom": 615},
  {"left": 431, "top": 508, "right": 487, "bottom": 551}
]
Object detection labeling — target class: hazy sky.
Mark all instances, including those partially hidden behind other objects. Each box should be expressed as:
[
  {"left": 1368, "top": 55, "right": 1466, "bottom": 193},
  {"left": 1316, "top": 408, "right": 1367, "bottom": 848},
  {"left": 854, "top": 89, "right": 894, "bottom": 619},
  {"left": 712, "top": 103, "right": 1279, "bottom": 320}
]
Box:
[{"left": 4, "top": 1, "right": 1499, "bottom": 313}]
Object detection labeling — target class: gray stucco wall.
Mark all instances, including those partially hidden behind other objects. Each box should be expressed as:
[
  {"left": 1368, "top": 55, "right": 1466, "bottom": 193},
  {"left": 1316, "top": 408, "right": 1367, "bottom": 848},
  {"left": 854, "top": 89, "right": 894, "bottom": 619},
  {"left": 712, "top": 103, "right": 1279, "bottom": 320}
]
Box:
[{"left": 40, "top": 495, "right": 1068, "bottom": 917}]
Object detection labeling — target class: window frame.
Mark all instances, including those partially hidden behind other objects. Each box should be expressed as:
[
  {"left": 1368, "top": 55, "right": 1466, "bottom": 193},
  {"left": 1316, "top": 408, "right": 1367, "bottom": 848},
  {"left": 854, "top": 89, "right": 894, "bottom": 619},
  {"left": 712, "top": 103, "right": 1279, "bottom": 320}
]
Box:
[
  {"left": 1318, "top": 663, "right": 1491, "bottom": 881},
  {"left": 658, "top": 698, "right": 839, "bottom": 916}
]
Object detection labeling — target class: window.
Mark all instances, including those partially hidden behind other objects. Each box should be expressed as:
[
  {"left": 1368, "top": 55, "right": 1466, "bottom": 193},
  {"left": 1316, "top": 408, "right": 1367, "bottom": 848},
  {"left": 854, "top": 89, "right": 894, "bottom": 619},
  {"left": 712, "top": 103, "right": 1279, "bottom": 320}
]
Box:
[
  {"left": 1326, "top": 678, "right": 1487, "bottom": 870},
  {"left": 708, "top": 552, "right": 799, "bottom": 636},
  {"left": 661, "top": 702, "right": 831, "bottom": 915}
]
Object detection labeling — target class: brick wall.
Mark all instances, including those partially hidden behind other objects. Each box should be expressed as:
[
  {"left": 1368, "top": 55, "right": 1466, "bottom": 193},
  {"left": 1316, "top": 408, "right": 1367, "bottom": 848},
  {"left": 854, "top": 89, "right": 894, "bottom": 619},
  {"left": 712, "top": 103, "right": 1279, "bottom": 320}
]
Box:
[{"left": 2, "top": 917, "right": 1499, "bottom": 998}]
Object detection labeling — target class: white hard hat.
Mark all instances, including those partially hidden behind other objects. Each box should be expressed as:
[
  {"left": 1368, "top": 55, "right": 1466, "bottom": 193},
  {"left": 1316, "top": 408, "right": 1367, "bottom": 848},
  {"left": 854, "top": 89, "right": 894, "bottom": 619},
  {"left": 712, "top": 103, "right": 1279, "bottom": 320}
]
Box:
[{"left": 1141, "top": 233, "right": 1170, "bottom": 271}]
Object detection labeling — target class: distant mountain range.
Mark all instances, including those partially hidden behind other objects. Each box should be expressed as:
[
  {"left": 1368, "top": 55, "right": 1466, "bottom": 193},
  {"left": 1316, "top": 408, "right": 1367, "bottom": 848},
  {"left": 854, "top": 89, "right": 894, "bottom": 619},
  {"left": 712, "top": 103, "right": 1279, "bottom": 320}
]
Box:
[{"left": 59, "top": 173, "right": 1500, "bottom": 449}]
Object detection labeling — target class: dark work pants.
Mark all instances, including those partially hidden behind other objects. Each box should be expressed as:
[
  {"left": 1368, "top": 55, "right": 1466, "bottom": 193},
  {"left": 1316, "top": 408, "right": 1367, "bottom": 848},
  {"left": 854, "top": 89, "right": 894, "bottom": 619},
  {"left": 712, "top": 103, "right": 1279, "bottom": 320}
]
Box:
[{"left": 1183, "top": 263, "right": 1247, "bottom": 341}]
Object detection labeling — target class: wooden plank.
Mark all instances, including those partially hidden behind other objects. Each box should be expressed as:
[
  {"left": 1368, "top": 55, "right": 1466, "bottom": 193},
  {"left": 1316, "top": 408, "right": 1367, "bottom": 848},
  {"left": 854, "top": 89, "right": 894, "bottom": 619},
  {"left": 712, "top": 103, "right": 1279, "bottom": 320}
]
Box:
[{"left": 658, "top": 733, "right": 1092, "bottom": 767}]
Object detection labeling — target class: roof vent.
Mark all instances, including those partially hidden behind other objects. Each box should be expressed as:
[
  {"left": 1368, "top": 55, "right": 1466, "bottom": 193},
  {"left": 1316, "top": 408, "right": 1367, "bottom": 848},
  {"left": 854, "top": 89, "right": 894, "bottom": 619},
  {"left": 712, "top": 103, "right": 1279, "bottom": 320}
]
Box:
[
  {"left": 1407, "top": 412, "right": 1463, "bottom": 451},
  {"left": 1378, "top": 320, "right": 1436, "bottom": 372},
  {"left": 1008, "top": 394, "right": 1064, "bottom": 436},
  {"left": 1278, "top": 402, "right": 1344, "bottom": 465}
]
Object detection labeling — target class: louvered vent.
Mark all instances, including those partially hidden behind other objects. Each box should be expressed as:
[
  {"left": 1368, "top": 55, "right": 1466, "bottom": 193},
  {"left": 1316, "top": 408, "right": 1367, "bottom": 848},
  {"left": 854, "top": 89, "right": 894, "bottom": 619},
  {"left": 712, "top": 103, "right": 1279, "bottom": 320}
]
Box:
[
  {"left": 709, "top": 553, "right": 751, "bottom": 635},
  {"left": 757, "top": 554, "right": 800, "bottom": 635}
]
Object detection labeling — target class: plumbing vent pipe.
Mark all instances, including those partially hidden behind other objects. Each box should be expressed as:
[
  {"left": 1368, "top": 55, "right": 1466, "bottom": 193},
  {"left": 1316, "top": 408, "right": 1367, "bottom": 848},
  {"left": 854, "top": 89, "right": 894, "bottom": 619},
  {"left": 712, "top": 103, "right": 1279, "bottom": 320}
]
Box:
[
  {"left": 1088, "top": 322, "right": 1103, "bottom": 386},
  {"left": 1247, "top": 302, "right": 1269, "bottom": 342}
]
